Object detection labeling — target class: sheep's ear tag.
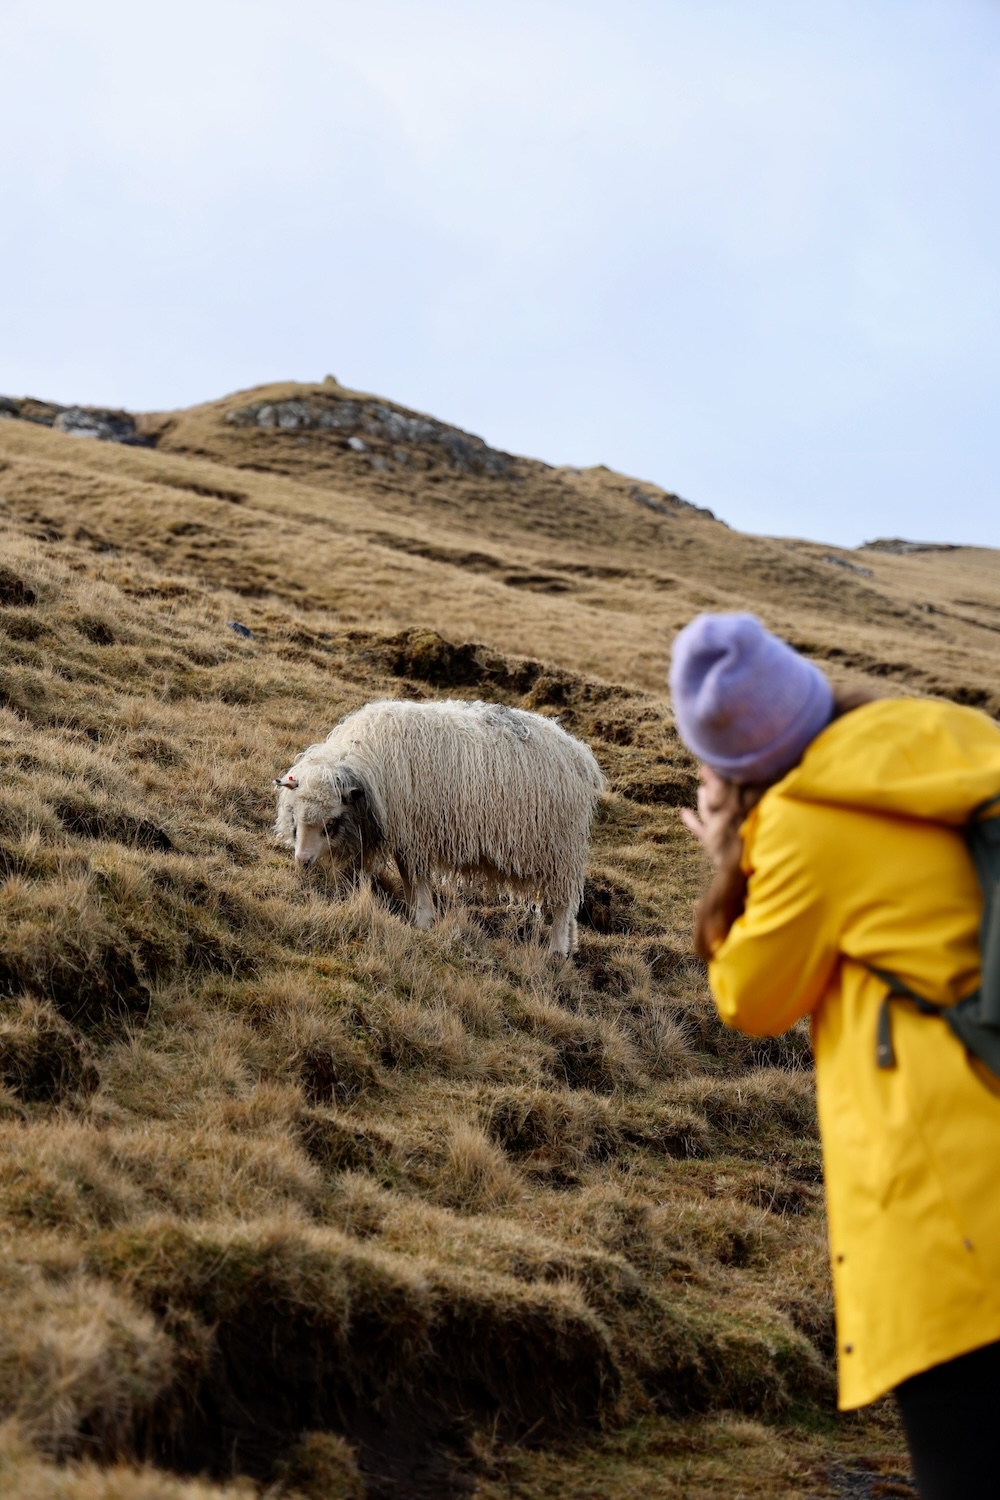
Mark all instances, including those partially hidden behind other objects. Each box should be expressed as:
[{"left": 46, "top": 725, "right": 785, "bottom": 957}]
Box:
[{"left": 275, "top": 773, "right": 299, "bottom": 790}]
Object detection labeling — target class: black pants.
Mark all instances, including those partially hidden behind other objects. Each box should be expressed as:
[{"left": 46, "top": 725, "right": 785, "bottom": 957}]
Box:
[{"left": 895, "top": 1339, "right": 1000, "bottom": 1499}]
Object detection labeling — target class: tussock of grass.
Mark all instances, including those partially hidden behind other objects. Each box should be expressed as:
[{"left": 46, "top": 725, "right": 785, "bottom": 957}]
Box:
[
  {"left": 82, "top": 1217, "right": 620, "bottom": 1475},
  {"left": 0, "top": 997, "right": 98, "bottom": 1102},
  {"left": 0, "top": 1423, "right": 252, "bottom": 1498},
  {"left": 275, "top": 1432, "right": 364, "bottom": 1499},
  {"left": 0, "top": 1264, "right": 173, "bottom": 1460},
  {"left": 482, "top": 1085, "right": 621, "bottom": 1181},
  {"left": 423, "top": 1120, "right": 524, "bottom": 1212},
  {"left": 675, "top": 1071, "right": 818, "bottom": 1146},
  {"left": 474, "top": 1408, "right": 913, "bottom": 1499}
]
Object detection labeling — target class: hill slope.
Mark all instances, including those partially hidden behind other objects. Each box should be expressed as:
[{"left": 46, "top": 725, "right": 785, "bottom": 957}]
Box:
[
  {"left": 2, "top": 379, "right": 998, "bottom": 707},
  {"left": 0, "top": 381, "right": 994, "bottom": 1498}
]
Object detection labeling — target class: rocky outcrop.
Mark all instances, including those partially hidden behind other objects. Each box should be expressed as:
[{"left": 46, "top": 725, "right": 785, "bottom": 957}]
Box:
[
  {"left": 862, "top": 538, "right": 960, "bottom": 555},
  {"left": 628, "top": 483, "right": 716, "bottom": 521},
  {"left": 819, "top": 553, "right": 873, "bottom": 577},
  {"left": 224, "top": 396, "right": 515, "bottom": 477},
  {"left": 0, "top": 396, "right": 151, "bottom": 446}
]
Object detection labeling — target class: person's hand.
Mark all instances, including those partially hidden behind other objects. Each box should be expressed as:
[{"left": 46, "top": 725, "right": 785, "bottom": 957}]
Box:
[{"left": 680, "top": 766, "right": 744, "bottom": 868}]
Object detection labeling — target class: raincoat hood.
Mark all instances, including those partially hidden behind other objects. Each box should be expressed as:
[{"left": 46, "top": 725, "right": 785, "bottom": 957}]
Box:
[{"left": 776, "top": 697, "right": 1000, "bottom": 825}]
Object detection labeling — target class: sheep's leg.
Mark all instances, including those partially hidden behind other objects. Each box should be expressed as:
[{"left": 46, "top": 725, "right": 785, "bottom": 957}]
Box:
[
  {"left": 394, "top": 852, "right": 415, "bottom": 914},
  {"left": 568, "top": 913, "right": 579, "bottom": 954},
  {"left": 413, "top": 877, "right": 436, "bottom": 931},
  {"left": 547, "top": 902, "right": 572, "bottom": 956}
]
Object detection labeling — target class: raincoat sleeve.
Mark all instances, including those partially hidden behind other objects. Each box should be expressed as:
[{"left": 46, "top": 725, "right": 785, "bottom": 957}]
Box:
[{"left": 708, "top": 799, "right": 842, "bottom": 1037}]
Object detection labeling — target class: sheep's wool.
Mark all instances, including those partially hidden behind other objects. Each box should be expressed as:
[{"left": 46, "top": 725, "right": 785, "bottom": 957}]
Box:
[{"left": 274, "top": 698, "right": 605, "bottom": 910}]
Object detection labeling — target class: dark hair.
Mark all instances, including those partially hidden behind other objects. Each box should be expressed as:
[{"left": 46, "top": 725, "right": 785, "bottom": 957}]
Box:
[
  {"left": 691, "top": 687, "right": 884, "bottom": 961},
  {"left": 322, "top": 777, "right": 385, "bottom": 873}
]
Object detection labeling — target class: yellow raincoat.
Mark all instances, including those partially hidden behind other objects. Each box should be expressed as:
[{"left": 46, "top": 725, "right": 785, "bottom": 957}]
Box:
[{"left": 708, "top": 697, "right": 1000, "bottom": 1409}]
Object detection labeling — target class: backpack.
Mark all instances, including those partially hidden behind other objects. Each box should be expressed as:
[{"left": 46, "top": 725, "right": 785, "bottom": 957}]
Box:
[{"left": 867, "top": 795, "right": 1000, "bottom": 1078}]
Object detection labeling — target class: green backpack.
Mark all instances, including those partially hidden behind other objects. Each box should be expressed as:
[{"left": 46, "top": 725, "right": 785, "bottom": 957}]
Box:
[{"left": 868, "top": 795, "right": 1000, "bottom": 1078}]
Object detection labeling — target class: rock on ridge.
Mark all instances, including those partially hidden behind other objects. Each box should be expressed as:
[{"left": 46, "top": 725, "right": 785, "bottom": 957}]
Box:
[
  {"left": 223, "top": 395, "right": 515, "bottom": 477},
  {"left": 0, "top": 396, "right": 151, "bottom": 446},
  {"left": 861, "top": 537, "right": 960, "bottom": 556}
]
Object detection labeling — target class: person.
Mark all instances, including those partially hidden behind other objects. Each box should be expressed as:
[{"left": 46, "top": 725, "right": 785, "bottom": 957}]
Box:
[{"left": 670, "top": 611, "right": 1000, "bottom": 1500}]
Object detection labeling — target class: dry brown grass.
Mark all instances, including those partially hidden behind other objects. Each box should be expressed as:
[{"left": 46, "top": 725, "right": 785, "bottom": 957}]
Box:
[
  {"left": 1, "top": 382, "right": 998, "bottom": 708},
  {"left": 0, "top": 384, "right": 971, "bottom": 1494},
  {"left": 0, "top": 1423, "right": 254, "bottom": 1499}
]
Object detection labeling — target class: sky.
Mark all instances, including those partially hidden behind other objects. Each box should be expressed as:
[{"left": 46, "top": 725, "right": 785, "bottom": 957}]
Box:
[{"left": 1, "top": 0, "right": 998, "bottom": 547}]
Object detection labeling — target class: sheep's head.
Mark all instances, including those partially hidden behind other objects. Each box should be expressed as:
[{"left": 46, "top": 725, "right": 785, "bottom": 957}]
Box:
[{"left": 273, "top": 759, "right": 381, "bottom": 876}]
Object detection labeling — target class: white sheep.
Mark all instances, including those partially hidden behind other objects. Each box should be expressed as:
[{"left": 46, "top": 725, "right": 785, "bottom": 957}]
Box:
[{"left": 273, "top": 698, "right": 605, "bottom": 954}]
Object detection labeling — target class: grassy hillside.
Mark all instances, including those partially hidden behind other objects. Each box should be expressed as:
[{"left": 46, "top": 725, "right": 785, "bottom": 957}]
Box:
[{"left": 0, "top": 381, "right": 995, "bottom": 1497}]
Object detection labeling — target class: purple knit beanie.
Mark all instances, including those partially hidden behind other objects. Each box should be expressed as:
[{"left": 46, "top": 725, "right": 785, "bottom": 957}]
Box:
[{"left": 669, "top": 613, "right": 834, "bottom": 783}]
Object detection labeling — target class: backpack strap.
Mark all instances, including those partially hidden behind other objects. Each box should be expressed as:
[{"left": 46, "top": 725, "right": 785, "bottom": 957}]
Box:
[
  {"left": 865, "top": 965, "right": 946, "bottom": 1069},
  {"left": 968, "top": 796, "right": 1000, "bottom": 1029},
  {"left": 865, "top": 792, "right": 1000, "bottom": 1071}
]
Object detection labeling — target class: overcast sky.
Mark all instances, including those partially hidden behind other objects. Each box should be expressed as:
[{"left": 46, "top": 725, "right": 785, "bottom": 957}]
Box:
[{"left": 2, "top": 0, "right": 998, "bottom": 547}]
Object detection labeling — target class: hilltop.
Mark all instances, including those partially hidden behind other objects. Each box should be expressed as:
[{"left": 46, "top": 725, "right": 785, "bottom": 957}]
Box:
[{"left": 0, "top": 380, "right": 995, "bottom": 1499}]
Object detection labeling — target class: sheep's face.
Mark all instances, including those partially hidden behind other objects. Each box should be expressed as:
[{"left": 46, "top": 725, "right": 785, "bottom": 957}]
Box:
[
  {"left": 274, "top": 763, "right": 378, "bottom": 877},
  {"left": 291, "top": 792, "right": 364, "bottom": 874},
  {"left": 292, "top": 800, "right": 341, "bottom": 870}
]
